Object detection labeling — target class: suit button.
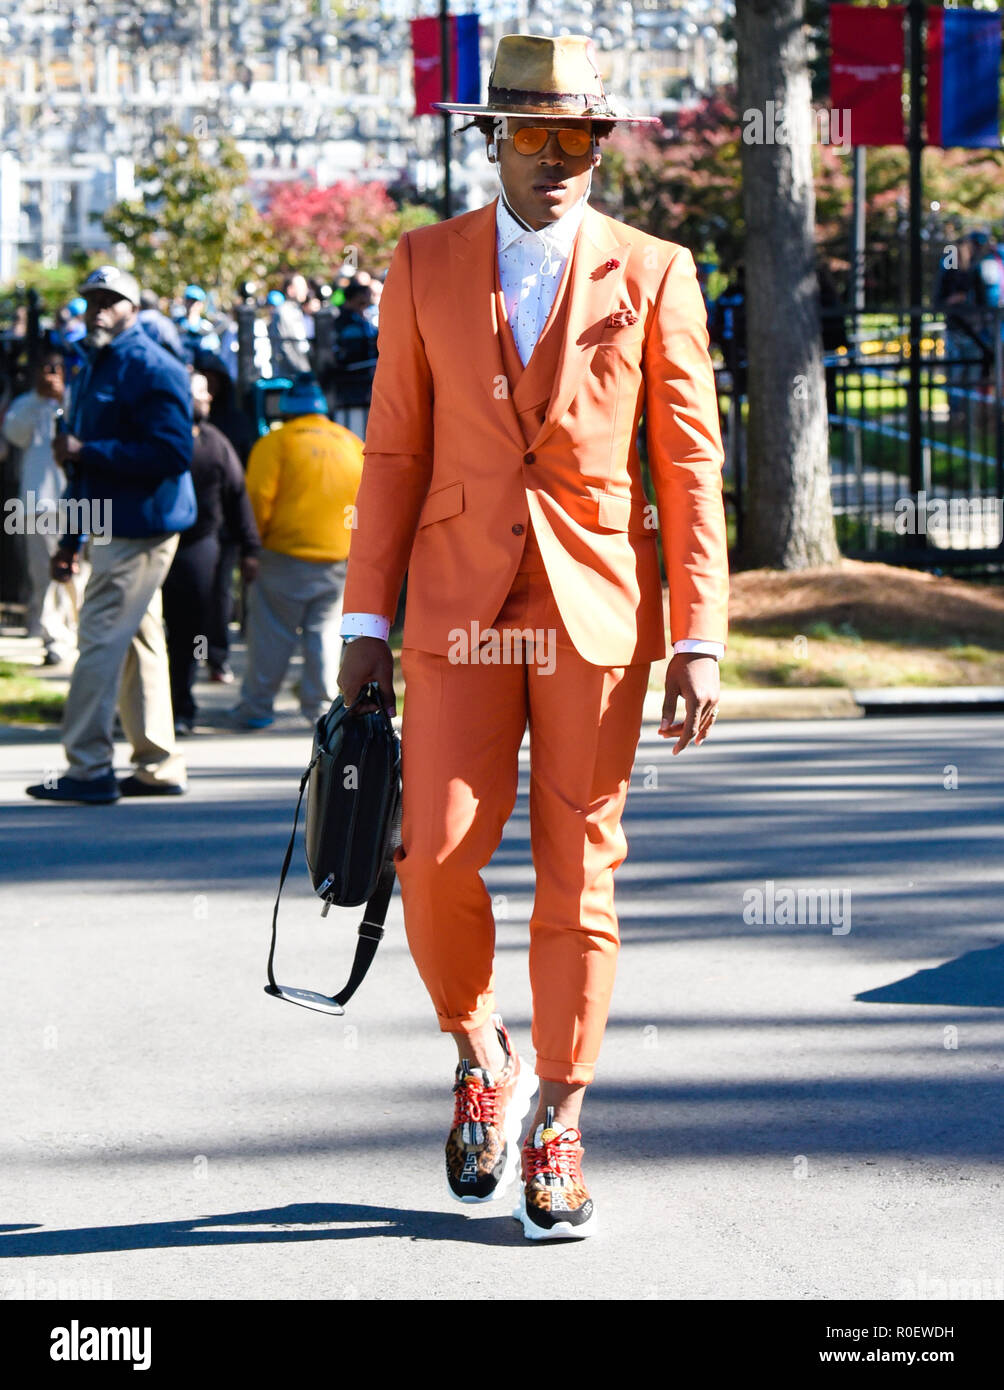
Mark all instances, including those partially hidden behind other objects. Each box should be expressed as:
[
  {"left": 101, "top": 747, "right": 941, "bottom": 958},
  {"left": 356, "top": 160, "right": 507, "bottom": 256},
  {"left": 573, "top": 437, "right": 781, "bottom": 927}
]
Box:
[
  {"left": 524, "top": 451, "right": 536, "bottom": 465},
  {"left": 512, "top": 523, "right": 524, "bottom": 535}
]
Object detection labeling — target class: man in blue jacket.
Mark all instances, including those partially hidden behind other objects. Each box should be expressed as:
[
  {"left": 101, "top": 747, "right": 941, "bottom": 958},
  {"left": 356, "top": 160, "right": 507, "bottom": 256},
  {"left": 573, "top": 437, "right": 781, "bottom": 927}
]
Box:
[{"left": 27, "top": 266, "right": 197, "bottom": 804}]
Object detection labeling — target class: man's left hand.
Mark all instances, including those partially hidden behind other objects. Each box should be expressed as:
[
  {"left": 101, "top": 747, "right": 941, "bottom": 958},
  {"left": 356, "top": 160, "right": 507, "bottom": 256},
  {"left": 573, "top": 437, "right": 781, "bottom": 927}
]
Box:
[
  {"left": 660, "top": 653, "right": 720, "bottom": 754},
  {"left": 52, "top": 433, "right": 83, "bottom": 465}
]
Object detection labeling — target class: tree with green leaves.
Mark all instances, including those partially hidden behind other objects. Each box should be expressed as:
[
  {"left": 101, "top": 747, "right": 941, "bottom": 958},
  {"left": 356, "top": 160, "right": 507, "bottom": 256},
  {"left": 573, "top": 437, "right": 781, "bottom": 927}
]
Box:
[
  {"left": 99, "top": 127, "right": 276, "bottom": 302},
  {"left": 2, "top": 254, "right": 104, "bottom": 316}
]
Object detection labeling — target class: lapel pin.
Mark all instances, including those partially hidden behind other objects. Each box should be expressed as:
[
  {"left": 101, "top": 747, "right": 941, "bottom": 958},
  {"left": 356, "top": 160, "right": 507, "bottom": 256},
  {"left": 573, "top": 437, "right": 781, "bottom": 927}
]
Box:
[
  {"left": 607, "top": 308, "right": 639, "bottom": 328},
  {"left": 604, "top": 258, "right": 621, "bottom": 272}
]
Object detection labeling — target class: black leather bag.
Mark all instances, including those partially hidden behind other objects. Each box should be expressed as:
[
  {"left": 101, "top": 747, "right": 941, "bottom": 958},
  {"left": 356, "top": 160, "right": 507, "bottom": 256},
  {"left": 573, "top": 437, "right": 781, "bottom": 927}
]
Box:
[{"left": 264, "top": 683, "right": 401, "bottom": 1015}]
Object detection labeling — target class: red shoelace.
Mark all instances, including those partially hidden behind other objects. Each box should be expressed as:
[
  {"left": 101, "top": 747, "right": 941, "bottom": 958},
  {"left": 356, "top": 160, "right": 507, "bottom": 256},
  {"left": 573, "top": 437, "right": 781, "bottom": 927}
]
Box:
[
  {"left": 524, "top": 1128, "right": 583, "bottom": 1181},
  {"left": 452, "top": 1075, "right": 499, "bottom": 1129}
]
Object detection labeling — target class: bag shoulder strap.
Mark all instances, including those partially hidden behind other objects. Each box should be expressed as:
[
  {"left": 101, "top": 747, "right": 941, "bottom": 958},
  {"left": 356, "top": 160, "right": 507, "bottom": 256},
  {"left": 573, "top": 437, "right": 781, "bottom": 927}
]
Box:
[{"left": 265, "top": 750, "right": 396, "bottom": 1010}]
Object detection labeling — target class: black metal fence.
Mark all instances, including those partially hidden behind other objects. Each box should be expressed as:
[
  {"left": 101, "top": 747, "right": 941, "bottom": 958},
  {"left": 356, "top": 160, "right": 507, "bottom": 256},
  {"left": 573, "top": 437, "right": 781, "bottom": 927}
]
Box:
[{"left": 720, "top": 305, "right": 1004, "bottom": 578}]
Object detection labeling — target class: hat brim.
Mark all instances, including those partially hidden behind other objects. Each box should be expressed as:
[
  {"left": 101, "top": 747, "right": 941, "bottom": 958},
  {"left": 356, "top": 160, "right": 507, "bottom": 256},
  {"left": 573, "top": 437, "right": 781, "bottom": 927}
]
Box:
[
  {"left": 80, "top": 286, "right": 140, "bottom": 307},
  {"left": 432, "top": 101, "right": 660, "bottom": 125}
]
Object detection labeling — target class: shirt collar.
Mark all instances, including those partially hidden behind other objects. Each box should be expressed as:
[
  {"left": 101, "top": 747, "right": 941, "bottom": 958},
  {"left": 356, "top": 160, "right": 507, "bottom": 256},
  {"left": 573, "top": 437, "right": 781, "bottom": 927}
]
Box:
[{"left": 496, "top": 193, "right": 586, "bottom": 257}]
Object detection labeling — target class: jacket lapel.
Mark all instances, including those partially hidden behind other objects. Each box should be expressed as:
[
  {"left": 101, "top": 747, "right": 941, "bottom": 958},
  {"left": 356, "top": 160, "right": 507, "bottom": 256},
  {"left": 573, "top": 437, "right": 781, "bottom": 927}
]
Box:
[
  {"left": 448, "top": 199, "right": 527, "bottom": 454},
  {"left": 528, "top": 205, "right": 633, "bottom": 453}
]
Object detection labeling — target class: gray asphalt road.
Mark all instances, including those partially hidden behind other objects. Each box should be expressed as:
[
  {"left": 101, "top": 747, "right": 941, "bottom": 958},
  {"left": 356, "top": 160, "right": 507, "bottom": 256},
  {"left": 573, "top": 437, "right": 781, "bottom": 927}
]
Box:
[{"left": 1, "top": 714, "right": 1002, "bottom": 1301}]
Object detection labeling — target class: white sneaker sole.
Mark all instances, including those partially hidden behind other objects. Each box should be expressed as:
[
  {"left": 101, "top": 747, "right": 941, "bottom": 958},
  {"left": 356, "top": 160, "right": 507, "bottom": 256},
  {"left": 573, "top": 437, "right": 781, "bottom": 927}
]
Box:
[
  {"left": 448, "top": 1058, "right": 539, "bottom": 1206},
  {"left": 512, "top": 1191, "right": 598, "bottom": 1241}
]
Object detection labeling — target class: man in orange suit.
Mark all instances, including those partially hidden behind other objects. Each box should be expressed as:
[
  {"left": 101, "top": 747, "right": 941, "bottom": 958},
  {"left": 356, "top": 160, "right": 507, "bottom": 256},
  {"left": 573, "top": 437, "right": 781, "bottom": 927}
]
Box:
[{"left": 337, "top": 34, "right": 729, "bottom": 1240}]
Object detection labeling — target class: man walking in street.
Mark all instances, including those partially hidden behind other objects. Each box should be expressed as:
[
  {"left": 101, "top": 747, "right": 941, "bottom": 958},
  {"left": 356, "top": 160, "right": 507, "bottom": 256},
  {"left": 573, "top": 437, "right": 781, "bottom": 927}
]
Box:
[
  {"left": 234, "top": 373, "right": 362, "bottom": 729},
  {"left": 337, "top": 35, "right": 729, "bottom": 1240},
  {"left": 26, "top": 265, "right": 196, "bottom": 804}
]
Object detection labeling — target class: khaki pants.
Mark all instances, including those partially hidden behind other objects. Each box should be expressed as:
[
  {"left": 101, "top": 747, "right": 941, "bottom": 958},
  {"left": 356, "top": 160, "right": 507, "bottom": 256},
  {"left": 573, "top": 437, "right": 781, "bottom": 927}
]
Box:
[{"left": 62, "top": 534, "right": 186, "bottom": 786}]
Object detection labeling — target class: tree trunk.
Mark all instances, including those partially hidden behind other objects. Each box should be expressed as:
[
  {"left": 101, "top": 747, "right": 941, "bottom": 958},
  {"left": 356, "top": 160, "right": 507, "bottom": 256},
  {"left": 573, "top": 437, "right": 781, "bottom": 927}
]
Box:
[{"left": 735, "top": 0, "right": 839, "bottom": 568}]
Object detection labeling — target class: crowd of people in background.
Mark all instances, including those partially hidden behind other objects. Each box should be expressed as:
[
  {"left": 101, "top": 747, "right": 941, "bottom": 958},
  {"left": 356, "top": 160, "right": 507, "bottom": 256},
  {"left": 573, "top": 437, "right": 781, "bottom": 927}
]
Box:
[
  {"left": 0, "top": 262, "right": 368, "bottom": 800},
  {"left": 39, "top": 265, "right": 384, "bottom": 388}
]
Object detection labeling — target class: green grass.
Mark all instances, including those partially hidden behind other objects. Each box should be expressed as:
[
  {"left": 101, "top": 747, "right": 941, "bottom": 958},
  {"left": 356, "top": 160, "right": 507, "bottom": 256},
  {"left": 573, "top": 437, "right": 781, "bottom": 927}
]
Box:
[
  {"left": 717, "top": 629, "right": 1004, "bottom": 690},
  {"left": 0, "top": 660, "right": 65, "bottom": 725}
]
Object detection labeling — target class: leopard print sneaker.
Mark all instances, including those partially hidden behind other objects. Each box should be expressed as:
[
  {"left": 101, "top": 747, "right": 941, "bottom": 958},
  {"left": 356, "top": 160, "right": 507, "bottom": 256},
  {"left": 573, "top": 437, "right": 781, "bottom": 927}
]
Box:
[
  {"left": 446, "top": 1014, "right": 538, "bottom": 1204},
  {"left": 513, "top": 1106, "right": 597, "bottom": 1240}
]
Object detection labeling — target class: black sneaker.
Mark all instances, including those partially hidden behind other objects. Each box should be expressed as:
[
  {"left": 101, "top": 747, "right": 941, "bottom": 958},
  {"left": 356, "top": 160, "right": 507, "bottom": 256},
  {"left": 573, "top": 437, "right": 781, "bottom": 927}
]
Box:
[
  {"left": 118, "top": 775, "right": 186, "bottom": 797},
  {"left": 445, "top": 1014, "right": 538, "bottom": 1204},
  {"left": 26, "top": 772, "right": 120, "bottom": 804}
]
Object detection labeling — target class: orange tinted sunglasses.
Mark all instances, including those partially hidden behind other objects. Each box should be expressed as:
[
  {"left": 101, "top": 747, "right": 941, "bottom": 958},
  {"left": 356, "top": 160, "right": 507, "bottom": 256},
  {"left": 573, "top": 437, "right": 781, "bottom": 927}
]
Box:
[{"left": 509, "top": 126, "right": 593, "bottom": 157}]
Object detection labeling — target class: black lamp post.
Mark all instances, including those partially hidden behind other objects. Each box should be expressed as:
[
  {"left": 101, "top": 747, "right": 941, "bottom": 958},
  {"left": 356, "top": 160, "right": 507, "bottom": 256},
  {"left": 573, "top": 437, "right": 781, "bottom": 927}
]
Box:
[{"left": 440, "top": 0, "right": 453, "bottom": 219}]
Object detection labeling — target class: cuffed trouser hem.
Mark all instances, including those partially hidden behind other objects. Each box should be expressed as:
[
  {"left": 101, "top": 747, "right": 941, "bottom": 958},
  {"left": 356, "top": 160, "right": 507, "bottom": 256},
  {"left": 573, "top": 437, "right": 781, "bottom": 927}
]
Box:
[
  {"left": 436, "top": 1000, "right": 497, "bottom": 1033},
  {"left": 535, "top": 1058, "right": 596, "bottom": 1085}
]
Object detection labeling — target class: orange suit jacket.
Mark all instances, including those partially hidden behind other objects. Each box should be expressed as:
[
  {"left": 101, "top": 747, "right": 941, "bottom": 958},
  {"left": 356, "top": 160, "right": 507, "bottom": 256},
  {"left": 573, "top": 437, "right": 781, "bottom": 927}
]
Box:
[{"left": 343, "top": 197, "right": 729, "bottom": 666}]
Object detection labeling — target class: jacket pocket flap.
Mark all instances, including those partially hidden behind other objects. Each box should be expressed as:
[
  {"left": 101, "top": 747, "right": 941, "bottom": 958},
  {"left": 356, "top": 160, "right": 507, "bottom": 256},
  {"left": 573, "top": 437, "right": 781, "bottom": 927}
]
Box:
[
  {"left": 597, "top": 493, "right": 631, "bottom": 530},
  {"left": 418, "top": 481, "right": 464, "bottom": 528},
  {"left": 596, "top": 491, "right": 652, "bottom": 533}
]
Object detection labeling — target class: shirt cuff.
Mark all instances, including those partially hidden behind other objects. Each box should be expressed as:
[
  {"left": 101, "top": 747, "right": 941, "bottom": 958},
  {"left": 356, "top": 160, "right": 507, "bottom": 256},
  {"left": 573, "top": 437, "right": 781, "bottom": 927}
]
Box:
[
  {"left": 673, "top": 639, "right": 724, "bottom": 660},
  {"left": 340, "top": 612, "right": 391, "bottom": 641}
]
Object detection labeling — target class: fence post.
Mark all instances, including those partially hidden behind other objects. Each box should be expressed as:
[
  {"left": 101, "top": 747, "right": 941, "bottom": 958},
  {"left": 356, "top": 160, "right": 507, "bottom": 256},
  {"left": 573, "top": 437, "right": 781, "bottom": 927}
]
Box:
[
  {"left": 26, "top": 288, "right": 42, "bottom": 377},
  {"left": 235, "top": 300, "right": 257, "bottom": 400},
  {"left": 312, "top": 290, "right": 337, "bottom": 402}
]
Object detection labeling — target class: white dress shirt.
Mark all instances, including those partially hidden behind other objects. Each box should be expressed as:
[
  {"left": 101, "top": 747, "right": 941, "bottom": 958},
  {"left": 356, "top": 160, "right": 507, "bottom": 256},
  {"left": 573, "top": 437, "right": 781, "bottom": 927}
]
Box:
[
  {"left": 496, "top": 193, "right": 583, "bottom": 365},
  {"left": 341, "top": 195, "right": 724, "bottom": 660}
]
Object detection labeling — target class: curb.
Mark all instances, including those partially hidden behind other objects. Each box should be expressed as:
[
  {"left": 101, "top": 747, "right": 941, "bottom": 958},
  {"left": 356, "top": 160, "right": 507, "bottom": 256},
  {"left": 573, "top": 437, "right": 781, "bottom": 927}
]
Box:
[
  {"left": 852, "top": 686, "right": 1004, "bottom": 716},
  {"left": 641, "top": 685, "right": 1004, "bottom": 724}
]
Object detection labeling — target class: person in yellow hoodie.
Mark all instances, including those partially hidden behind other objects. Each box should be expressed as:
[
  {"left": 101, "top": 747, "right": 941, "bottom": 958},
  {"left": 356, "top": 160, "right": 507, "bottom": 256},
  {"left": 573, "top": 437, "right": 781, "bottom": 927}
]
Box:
[{"left": 235, "top": 374, "right": 363, "bottom": 729}]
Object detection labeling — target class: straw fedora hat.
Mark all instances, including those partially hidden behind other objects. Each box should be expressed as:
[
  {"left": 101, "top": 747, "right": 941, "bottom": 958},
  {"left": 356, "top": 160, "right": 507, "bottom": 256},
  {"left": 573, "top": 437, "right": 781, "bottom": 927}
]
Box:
[{"left": 432, "top": 33, "right": 660, "bottom": 125}]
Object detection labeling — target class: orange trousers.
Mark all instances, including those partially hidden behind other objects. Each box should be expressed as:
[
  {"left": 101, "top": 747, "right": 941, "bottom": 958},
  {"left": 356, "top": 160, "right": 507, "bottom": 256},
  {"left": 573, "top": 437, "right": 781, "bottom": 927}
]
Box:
[{"left": 395, "top": 529, "right": 650, "bottom": 1084}]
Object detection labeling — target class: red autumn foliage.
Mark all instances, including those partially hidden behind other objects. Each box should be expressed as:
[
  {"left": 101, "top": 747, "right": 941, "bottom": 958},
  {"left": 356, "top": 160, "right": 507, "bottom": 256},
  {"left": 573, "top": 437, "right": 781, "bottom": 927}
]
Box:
[{"left": 264, "top": 180, "right": 398, "bottom": 275}]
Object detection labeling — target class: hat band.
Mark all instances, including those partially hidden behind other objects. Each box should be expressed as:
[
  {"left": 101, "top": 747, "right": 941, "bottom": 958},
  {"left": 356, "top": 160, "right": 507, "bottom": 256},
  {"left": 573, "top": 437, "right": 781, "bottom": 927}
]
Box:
[{"left": 487, "top": 86, "right": 605, "bottom": 113}]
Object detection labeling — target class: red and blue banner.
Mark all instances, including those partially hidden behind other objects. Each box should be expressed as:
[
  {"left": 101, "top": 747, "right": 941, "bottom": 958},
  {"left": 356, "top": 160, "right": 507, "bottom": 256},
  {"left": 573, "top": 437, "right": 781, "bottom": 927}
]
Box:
[
  {"left": 926, "top": 7, "right": 1002, "bottom": 149},
  {"left": 411, "top": 14, "right": 481, "bottom": 118},
  {"left": 829, "top": 4, "right": 906, "bottom": 146}
]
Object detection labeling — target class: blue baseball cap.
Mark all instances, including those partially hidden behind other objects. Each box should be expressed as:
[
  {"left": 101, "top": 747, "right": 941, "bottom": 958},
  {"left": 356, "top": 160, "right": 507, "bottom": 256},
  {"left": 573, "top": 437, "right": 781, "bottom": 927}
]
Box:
[
  {"left": 279, "top": 373, "right": 329, "bottom": 418},
  {"left": 184, "top": 284, "right": 207, "bottom": 301},
  {"left": 68, "top": 297, "right": 88, "bottom": 316},
  {"left": 266, "top": 289, "right": 285, "bottom": 307}
]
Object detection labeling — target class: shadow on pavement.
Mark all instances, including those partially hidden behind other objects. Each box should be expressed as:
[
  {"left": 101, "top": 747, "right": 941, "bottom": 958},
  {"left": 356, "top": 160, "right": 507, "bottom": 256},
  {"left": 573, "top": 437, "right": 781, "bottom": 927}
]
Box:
[
  {"left": 856, "top": 943, "right": 1004, "bottom": 1007},
  {"left": 0, "top": 1202, "right": 527, "bottom": 1258}
]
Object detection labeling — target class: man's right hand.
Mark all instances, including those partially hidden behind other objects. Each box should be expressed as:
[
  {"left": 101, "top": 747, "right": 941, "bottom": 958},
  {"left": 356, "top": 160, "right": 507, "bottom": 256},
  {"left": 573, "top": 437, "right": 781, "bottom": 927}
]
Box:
[
  {"left": 337, "top": 637, "right": 396, "bottom": 716},
  {"left": 50, "top": 548, "right": 79, "bottom": 584}
]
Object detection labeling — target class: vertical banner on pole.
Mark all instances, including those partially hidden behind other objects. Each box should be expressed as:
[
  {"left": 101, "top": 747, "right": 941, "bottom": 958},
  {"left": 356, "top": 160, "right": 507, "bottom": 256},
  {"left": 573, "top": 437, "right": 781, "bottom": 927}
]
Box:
[
  {"left": 411, "top": 17, "right": 442, "bottom": 117},
  {"left": 411, "top": 14, "right": 480, "bottom": 117},
  {"left": 830, "top": 3, "right": 906, "bottom": 146},
  {"left": 926, "top": 7, "right": 1002, "bottom": 149},
  {"left": 453, "top": 14, "right": 481, "bottom": 104}
]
